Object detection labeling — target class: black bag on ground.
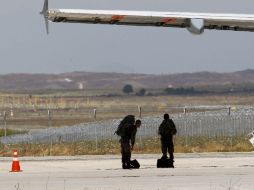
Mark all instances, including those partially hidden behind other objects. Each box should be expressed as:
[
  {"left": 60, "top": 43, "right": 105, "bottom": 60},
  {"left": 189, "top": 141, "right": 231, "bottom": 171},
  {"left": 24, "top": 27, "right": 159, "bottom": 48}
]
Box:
[
  {"left": 157, "top": 158, "right": 174, "bottom": 168},
  {"left": 130, "top": 159, "right": 140, "bottom": 169}
]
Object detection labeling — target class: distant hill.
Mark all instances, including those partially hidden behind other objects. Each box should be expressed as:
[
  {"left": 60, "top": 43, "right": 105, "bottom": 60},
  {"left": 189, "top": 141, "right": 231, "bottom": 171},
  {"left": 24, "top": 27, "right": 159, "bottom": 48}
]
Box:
[{"left": 0, "top": 69, "right": 254, "bottom": 90}]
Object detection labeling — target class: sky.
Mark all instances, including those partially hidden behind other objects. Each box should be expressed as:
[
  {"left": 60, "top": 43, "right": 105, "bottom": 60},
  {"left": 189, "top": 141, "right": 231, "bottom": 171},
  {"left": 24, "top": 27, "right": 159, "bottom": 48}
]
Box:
[{"left": 0, "top": 0, "right": 254, "bottom": 75}]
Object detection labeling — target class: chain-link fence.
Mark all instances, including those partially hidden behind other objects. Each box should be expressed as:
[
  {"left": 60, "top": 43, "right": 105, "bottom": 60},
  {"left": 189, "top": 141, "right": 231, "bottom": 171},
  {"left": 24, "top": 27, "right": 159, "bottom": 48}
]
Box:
[{"left": 1, "top": 107, "right": 254, "bottom": 145}]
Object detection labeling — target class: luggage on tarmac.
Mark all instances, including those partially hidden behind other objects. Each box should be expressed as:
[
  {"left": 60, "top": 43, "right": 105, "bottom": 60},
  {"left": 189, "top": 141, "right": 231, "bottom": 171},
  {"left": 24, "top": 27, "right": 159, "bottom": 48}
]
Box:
[
  {"left": 130, "top": 159, "right": 140, "bottom": 169},
  {"left": 122, "top": 159, "right": 140, "bottom": 169},
  {"left": 157, "top": 158, "right": 174, "bottom": 168}
]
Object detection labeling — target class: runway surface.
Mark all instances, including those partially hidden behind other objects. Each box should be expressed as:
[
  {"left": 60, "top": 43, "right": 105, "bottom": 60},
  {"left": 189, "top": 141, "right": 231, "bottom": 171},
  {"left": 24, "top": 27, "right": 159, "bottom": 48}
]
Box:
[{"left": 1, "top": 153, "right": 254, "bottom": 190}]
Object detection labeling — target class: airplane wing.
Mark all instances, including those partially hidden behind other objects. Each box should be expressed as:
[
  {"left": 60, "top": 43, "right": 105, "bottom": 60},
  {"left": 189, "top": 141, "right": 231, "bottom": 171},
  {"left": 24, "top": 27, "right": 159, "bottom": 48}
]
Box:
[{"left": 41, "top": 0, "right": 254, "bottom": 34}]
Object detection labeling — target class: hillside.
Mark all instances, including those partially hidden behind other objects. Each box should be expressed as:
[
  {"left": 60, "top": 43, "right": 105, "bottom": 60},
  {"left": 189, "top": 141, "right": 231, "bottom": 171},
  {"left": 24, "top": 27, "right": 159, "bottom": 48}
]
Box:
[{"left": 0, "top": 69, "right": 254, "bottom": 90}]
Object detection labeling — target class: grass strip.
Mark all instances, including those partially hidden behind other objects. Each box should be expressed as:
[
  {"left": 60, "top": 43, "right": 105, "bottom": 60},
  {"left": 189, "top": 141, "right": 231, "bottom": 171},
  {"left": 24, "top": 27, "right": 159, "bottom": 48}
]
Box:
[{"left": 0, "top": 136, "right": 253, "bottom": 157}]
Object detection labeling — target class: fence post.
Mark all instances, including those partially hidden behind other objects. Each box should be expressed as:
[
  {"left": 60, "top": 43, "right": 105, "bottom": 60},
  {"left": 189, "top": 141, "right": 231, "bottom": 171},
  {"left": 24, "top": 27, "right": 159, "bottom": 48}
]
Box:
[
  {"left": 48, "top": 109, "right": 52, "bottom": 127},
  {"left": 3, "top": 111, "right": 7, "bottom": 137},
  {"left": 93, "top": 108, "right": 98, "bottom": 152},
  {"left": 93, "top": 108, "right": 97, "bottom": 119},
  {"left": 138, "top": 106, "right": 142, "bottom": 118},
  {"left": 184, "top": 107, "right": 187, "bottom": 115},
  {"left": 10, "top": 109, "right": 14, "bottom": 117},
  {"left": 228, "top": 106, "right": 231, "bottom": 116}
]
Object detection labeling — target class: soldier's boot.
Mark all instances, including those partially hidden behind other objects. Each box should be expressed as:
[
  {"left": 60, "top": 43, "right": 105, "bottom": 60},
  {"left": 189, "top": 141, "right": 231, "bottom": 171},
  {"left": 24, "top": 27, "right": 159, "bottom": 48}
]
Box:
[
  {"left": 169, "top": 156, "right": 174, "bottom": 168},
  {"left": 161, "top": 155, "right": 168, "bottom": 160},
  {"left": 169, "top": 153, "right": 174, "bottom": 162},
  {"left": 122, "top": 161, "right": 131, "bottom": 169}
]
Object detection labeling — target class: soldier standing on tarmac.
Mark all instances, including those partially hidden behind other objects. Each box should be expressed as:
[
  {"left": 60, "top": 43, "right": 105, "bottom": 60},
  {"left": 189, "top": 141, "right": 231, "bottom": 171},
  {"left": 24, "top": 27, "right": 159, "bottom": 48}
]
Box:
[
  {"left": 120, "top": 119, "right": 141, "bottom": 169},
  {"left": 158, "top": 113, "right": 177, "bottom": 162}
]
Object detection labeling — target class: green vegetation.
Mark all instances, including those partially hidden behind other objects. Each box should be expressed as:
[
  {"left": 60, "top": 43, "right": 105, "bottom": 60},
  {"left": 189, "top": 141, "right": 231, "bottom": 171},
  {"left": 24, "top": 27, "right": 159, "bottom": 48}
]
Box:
[
  {"left": 136, "top": 88, "right": 146, "bottom": 96},
  {"left": 0, "top": 129, "right": 27, "bottom": 137},
  {"left": 164, "top": 87, "right": 204, "bottom": 95},
  {"left": 122, "top": 84, "right": 134, "bottom": 94}
]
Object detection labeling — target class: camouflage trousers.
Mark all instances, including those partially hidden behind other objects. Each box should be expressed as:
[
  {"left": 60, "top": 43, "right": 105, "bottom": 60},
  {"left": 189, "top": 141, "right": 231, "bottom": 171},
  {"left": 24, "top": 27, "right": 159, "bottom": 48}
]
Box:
[
  {"left": 120, "top": 140, "right": 131, "bottom": 164},
  {"left": 161, "top": 140, "right": 174, "bottom": 161}
]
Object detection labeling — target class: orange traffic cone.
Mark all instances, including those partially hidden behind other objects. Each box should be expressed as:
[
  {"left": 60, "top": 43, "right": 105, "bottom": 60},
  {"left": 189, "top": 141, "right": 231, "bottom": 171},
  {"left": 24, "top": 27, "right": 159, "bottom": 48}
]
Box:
[{"left": 10, "top": 150, "right": 22, "bottom": 172}]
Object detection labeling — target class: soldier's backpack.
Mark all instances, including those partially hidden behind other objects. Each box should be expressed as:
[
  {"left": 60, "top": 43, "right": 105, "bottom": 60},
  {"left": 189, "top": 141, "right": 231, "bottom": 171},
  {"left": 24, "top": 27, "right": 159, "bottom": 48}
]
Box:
[
  {"left": 122, "top": 159, "right": 140, "bottom": 169},
  {"left": 157, "top": 158, "right": 174, "bottom": 168},
  {"left": 159, "top": 119, "right": 177, "bottom": 137},
  {"left": 115, "top": 115, "right": 135, "bottom": 137},
  {"left": 130, "top": 159, "right": 140, "bottom": 169}
]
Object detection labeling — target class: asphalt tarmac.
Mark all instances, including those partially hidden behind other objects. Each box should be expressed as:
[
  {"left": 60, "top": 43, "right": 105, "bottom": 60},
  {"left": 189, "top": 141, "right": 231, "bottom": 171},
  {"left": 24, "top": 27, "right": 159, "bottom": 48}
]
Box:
[{"left": 0, "top": 153, "right": 254, "bottom": 190}]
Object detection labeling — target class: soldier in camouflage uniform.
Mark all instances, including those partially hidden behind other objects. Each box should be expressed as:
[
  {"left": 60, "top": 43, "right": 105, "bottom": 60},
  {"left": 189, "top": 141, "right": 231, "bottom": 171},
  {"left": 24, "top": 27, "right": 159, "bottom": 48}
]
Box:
[
  {"left": 120, "top": 119, "right": 141, "bottom": 169},
  {"left": 158, "top": 113, "right": 177, "bottom": 162}
]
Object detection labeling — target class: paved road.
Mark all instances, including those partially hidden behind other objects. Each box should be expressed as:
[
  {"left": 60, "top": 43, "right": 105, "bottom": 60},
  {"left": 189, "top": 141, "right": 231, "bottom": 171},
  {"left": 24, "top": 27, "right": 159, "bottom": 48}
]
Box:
[{"left": 1, "top": 153, "right": 254, "bottom": 190}]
